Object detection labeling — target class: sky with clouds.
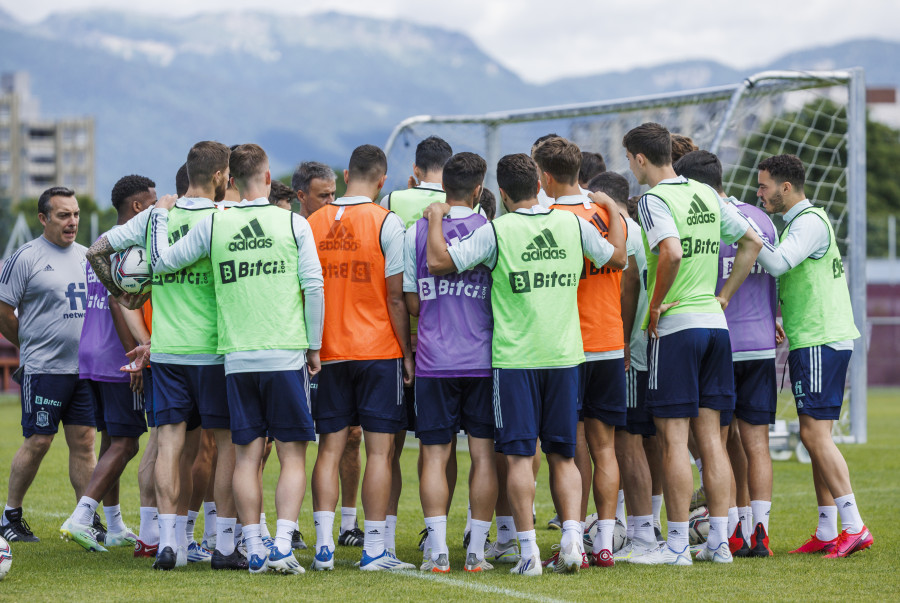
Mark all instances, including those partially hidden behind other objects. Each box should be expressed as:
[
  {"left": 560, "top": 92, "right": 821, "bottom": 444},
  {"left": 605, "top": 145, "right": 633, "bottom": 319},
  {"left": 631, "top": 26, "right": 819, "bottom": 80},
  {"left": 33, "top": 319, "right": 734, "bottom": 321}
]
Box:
[{"left": 1, "top": 0, "right": 897, "bottom": 83}]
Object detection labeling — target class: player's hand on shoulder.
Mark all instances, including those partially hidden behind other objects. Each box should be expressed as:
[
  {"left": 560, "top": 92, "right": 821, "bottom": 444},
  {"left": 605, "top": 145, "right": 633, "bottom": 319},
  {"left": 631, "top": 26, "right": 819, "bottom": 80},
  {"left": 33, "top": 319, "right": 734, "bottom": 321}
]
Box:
[
  {"left": 423, "top": 202, "right": 451, "bottom": 221},
  {"left": 154, "top": 194, "right": 178, "bottom": 210}
]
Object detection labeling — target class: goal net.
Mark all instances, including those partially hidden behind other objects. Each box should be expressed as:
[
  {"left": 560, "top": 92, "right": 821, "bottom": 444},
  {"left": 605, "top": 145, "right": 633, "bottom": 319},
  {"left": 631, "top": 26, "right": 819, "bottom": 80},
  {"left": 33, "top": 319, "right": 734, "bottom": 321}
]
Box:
[{"left": 384, "top": 69, "right": 868, "bottom": 444}]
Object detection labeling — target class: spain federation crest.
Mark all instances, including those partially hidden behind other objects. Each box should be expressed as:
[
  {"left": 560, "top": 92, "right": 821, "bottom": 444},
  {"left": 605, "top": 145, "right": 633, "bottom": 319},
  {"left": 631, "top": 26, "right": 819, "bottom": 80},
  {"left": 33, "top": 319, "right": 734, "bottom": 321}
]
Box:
[{"left": 35, "top": 410, "right": 50, "bottom": 428}]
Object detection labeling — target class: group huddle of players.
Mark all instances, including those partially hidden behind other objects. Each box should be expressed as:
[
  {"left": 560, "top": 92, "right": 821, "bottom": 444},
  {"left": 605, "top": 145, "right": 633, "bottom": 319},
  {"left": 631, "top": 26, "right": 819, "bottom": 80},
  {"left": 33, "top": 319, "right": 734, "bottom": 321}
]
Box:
[{"left": 0, "top": 122, "right": 872, "bottom": 576}]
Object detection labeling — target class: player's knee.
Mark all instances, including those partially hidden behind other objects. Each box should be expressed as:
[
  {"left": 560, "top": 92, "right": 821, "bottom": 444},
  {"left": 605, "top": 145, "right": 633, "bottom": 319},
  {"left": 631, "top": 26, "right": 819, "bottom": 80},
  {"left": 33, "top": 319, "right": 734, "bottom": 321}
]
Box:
[{"left": 25, "top": 434, "right": 53, "bottom": 456}]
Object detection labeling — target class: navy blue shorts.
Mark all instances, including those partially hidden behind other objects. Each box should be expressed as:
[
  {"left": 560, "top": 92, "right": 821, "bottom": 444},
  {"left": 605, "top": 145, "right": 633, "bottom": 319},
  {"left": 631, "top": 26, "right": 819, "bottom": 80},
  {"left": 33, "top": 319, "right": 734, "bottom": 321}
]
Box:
[
  {"left": 89, "top": 380, "right": 147, "bottom": 438},
  {"left": 622, "top": 367, "right": 655, "bottom": 436},
  {"left": 226, "top": 368, "right": 315, "bottom": 445},
  {"left": 733, "top": 358, "right": 777, "bottom": 425},
  {"left": 646, "top": 328, "right": 735, "bottom": 418},
  {"left": 309, "top": 373, "right": 318, "bottom": 406},
  {"left": 20, "top": 373, "right": 96, "bottom": 437},
  {"left": 579, "top": 358, "right": 627, "bottom": 426},
  {"left": 415, "top": 376, "right": 493, "bottom": 445},
  {"left": 788, "top": 346, "right": 851, "bottom": 421},
  {"left": 143, "top": 368, "right": 155, "bottom": 428},
  {"left": 313, "top": 359, "right": 405, "bottom": 434},
  {"left": 152, "top": 363, "right": 227, "bottom": 430},
  {"left": 492, "top": 366, "right": 580, "bottom": 458}
]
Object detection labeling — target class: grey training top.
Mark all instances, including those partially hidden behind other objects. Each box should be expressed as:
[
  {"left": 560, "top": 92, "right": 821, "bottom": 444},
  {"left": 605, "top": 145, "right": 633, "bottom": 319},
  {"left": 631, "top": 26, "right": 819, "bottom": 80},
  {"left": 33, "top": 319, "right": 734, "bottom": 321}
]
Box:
[{"left": 0, "top": 236, "right": 88, "bottom": 374}]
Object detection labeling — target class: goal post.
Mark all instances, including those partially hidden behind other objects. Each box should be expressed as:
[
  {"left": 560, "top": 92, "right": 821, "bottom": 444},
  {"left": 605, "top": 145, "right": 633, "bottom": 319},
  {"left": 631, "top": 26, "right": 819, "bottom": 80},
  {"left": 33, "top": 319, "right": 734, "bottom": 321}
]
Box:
[{"left": 384, "top": 68, "right": 867, "bottom": 443}]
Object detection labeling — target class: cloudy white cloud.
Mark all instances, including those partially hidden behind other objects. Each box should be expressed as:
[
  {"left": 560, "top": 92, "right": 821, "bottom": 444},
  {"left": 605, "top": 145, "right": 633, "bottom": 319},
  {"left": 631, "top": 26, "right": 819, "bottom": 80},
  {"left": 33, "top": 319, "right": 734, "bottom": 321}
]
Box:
[{"left": 2, "top": 0, "right": 896, "bottom": 83}]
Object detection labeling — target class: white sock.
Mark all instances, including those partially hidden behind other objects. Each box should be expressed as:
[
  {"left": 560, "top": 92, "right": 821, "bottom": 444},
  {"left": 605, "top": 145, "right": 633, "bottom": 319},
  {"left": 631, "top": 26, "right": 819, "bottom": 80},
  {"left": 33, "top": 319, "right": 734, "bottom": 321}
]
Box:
[
  {"left": 561, "top": 520, "right": 582, "bottom": 553},
  {"left": 727, "top": 506, "right": 739, "bottom": 538},
  {"left": 834, "top": 493, "right": 864, "bottom": 534},
  {"left": 235, "top": 523, "right": 243, "bottom": 545},
  {"left": 203, "top": 501, "right": 217, "bottom": 541},
  {"left": 496, "top": 515, "right": 516, "bottom": 544},
  {"left": 2, "top": 505, "right": 16, "bottom": 526},
  {"left": 625, "top": 515, "right": 634, "bottom": 540},
  {"left": 216, "top": 517, "right": 236, "bottom": 556},
  {"left": 593, "top": 519, "right": 615, "bottom": 554},
  {"left": 751, "top": 500, "right": 772, "bottom": 534},
  {"left": 615, "top": 490, "right": 626, "bottom": 525},
  {"left": 275, "top": 519, "right": 296, "bottom": 555},
  {"left": 468, "top": 519, "right": 491, "bottom": 561},
  {"left": 340, "top": 507, "right": 357, "bottom": 533},
  {"left": 518, "top": 529, "right": 537, "bottom": 559},
  {"left": 465, "top": 503, "right": 472, "bottom": 535},
  {"left": 159, "top": 514, "right": 177, "bottom": 551},
  {"left": 186, "top": 510, "right": 198, "bottom": 543},
  {"left": 363, "top": 520, "right": 386, "bottom": 557},
  {"left": 260, "top": 513, "right": 271, "bottom": 539},
  {"left": 139, "top": 507, "right": 159, "bottom": 545},
  {"left": 385, "top": 515, "right": 398, "bottom": 551},
  {"left": 695, "top": 457, "right": 704, "bottom": 488},
  {"left": 707, "top": 516, "right": 728, "bottom": 550},
  {"left": 738, "top": 506, "right": 752, "bottom": 543},
  {"left": 104, "top": 504, "right": 127, "bottom": 534},
  {"left": 243, "top": 523, "right": 265, "bottom": 558},
  {"left": 817, "top": 506, "right": 839, "bottom": 541},
  {"left": 667, "top": 521, "right": 689, "bottom": 553},
  {"left": 75, "top": 496, "right": 99, "bottom": 526},
  {"left": 633, "top": 515, "right": 655, "bottom": 545},
  {"left": 313, "top": 511, "right": 335, "bottom": 551},
  {"left": 651, "top": 495, "right": 663, "bottom": 528},
  {"left": 175, "top": 515, "right": 188, "bottom": 548},
  {"left": 424, "top": 515, "right": 448, "bottom": 558}
]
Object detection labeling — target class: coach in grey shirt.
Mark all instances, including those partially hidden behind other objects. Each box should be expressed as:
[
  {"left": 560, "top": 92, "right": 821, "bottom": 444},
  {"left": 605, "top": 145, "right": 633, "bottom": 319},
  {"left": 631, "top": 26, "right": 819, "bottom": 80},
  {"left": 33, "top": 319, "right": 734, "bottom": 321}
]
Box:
[{"left": 0, "top": 187, "right": 97, "bottom": 543}]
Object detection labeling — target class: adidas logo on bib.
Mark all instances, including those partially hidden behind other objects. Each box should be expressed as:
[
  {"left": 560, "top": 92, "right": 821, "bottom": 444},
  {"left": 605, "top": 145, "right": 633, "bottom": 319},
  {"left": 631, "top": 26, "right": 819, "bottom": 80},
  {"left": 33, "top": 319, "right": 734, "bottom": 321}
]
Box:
[
  {"left": 686, "top": 194, "right": 717, "bottom": 226},
  {"left": 521, "top": 228, "right": 567, "bottom": 261},
  {"left": 321, "top": 221, "right": 361, "bottom": 251},
  {"left": 228, "top": 218, "right": 273, "bottom": 251}
]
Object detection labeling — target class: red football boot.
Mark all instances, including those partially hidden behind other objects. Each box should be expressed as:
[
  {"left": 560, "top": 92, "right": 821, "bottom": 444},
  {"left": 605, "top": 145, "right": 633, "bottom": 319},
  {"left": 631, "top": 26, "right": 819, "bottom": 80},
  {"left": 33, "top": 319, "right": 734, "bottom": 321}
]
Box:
[
  {"left": 789, "top": 533, "right": 838, "bottom": 554},
  {"left": 823, "top": 526, "right": 873, "bottom": 558}
]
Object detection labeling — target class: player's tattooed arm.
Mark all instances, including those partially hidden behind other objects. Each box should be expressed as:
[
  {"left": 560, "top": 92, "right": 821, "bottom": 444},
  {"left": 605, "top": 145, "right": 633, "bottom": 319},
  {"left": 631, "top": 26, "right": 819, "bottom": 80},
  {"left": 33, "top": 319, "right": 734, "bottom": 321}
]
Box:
[{"left": 86, "top": 235, "right": 125, "bottom": 298}]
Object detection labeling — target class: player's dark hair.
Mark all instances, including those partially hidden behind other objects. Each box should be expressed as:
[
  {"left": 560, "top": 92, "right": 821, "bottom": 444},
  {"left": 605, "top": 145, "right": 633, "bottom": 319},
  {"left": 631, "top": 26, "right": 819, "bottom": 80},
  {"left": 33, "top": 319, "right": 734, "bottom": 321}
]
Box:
[
  {"left": 175, "top": 163, "right": 189, "bottom": 197},
  {"left": 230, "top": 143, "right": 268, "bottom": 189},
  {"left": 38, "top": 186, "right": 75, "bottom": 215},
  {"left": 623, "top": 122, "right": 672, "bottom": 167},
  {"left": 442, "top": 152, "right": 487, "bottom": 203},
  {"left": 111, "top": 175, "right": 156, "bottom": 213},
  {"left": 530, "top": 133, "right": 560, "bottom": 155},
  {"left": 670, "top": 134, "right": 699, "bottom": 163},
  {"left": 758, "top": 154, "right": 806, "bottom": 191},
  {"left": 587, "top": 171, "right": 630, "bottom": 204},
  {"left": 415, "top": 136, "right": 453, "bottom": 173},
  {"left": 479, "top": 188, "right": 496, "bottom": 220},
  {"left": 348, "top": 144, "right": 387, "bottom": 182},
  {"left": 626, "top": 195, "right": 640, "bottom": 222},
  {"left": 673, "top": 150, "right": 723, "bottom": 193},
  {"left": 186, "top": 141, "right": 230, "bottom": 188},
  {"left": 497, "top": 154, "right": 540, "bottom": 203},
  {"left": 268, "top": 180, "right": 294, "bottom": 206},
  {"left": 291, "top": 161, "right": 335, "bottom": 193},
  {"left": 532, "top": 137, "right": 581, "bottom": 186},
  {"left": 579, "top": 151, "right": 606, "bottom": 186}
]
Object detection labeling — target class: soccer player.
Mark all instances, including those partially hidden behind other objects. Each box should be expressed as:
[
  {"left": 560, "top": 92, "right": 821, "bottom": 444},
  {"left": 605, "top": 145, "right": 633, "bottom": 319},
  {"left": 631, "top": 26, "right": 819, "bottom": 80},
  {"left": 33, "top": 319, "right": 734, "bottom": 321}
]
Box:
[
  {"left": 425, "top": 153, "right": 626, "bottom": 575},
  {"left": 674, "top": 150, "right": 779, "bottom": 557},
  {"left": 268, "top": 180, "right": 295, "bottom": 210},
  {"left": 381, "top": 135, "right": 452, "bottom": 223},
  {"left": 88, "top": 141, "right": 242, "bottom": 571},
  {"left": 149, "top": 143, "right": 324, "bottom": 575},
  {"left": 670, "top": 134, "right": 698, "bottom": 163},
  {"left": 578, "top": 151, "right": 606, "bottom": 188},
  {"left": 0, "top": 187, "right": 96, "bottom": 543},
  {"left": 307, "top": 144, "right": 415, "bottom": 572},
  {"left": 404, "top": 152, "right": 496, "bottom": 573},
  {"left": 60, "top": 175, "right": 156, "bottom": 552},
  {"left": 623, "top": 123, "right": 763, "bottom": 565},
  {"left": 535, "top": 137, "right": 627, "bottom": 568},
  {"left": 754, "top": 154, "right": 872, "bottom": 558},
  {"left": 587, "top": 171, "right": 661, "bottom": 562},
  {"left": 291, "top": 160, "right": 363, "bottom": 548}
]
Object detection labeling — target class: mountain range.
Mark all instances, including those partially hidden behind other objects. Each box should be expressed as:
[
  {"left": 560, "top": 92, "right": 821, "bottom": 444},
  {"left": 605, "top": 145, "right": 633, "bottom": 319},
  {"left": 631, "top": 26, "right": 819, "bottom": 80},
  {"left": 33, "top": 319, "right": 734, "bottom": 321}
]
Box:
[{"left": 1, "top": 8, "right": 898, "bottom": 203}]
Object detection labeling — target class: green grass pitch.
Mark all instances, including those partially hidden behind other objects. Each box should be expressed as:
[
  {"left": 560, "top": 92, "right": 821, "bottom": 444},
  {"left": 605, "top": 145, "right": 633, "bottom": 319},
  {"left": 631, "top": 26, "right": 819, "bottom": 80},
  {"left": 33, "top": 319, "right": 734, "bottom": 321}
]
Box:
[{"left": 0, "top": 390, "right": 897, "bottom": 601}]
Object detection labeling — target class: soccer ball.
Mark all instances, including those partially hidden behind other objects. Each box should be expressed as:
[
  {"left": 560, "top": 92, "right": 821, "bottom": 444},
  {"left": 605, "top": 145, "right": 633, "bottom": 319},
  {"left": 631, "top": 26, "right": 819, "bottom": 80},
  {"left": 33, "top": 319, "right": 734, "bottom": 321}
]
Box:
[
  {"left": 0, "top": 535, "right": 11, "bottom": 581},
  {"left": 111, "top": 246, "right": 152, "bottom": 295},
  {"left": 688, "top": 506, "right": 710, "bottom": 545},
  {"left": 584, "top": 513, "right": 598, "bottom": 549},
  {"left": 612, "top": 518, "right": 627, "bottom": 552}
]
